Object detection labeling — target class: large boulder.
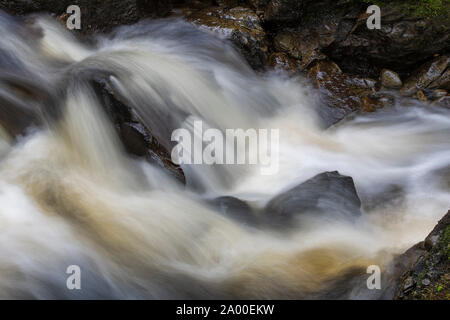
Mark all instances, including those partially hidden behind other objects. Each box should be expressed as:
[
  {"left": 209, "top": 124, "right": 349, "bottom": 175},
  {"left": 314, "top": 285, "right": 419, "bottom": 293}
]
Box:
[
  {"left": 187, "top": 6, "right": 268, "bottom": 69},
  {"left": 264, "top": 171, "right": 362, "bottom": 226}
]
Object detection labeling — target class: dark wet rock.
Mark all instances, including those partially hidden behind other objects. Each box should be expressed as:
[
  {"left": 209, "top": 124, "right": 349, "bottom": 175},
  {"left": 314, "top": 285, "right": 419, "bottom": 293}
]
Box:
[
  {"left": 174, "top": 0, "right": 216, "bottom": 12},
  {"left": 137, "top": 0, "right": 173, "bottom": 18},
  {"left": 380, "top": 69, "right": 402, "bottom": 90},
  {"left": 273, "top": 0, "right": 365, "bottom": 74},
  {"left": 93, "top": 80, "right": 185, "bottom": 183},
  {"left": 0, "top": 16, "right": 59, "bottom": 137},
  {"left": 360, "top": 184, "right": 404, "bottom": 214},
  {"left": 264, "top": 0, "right": 303, "bottom": 25},
  {"left": 264, "top": 171, "right": 362, "bottom": 226},
  {"left": 273, "top": 32, "right": 299, "bottom": 58},
  {"left": 0, "top": 0, "right": 64, "bottom": 15},
  {"left": 273, "top": 30, "right": 327, "bottom": 71},
  {"left": 119, "top": 122, "right": 150, "bottom": 157},
  {"left": 400, "top": 56, "right": 450, "bottom": 97},
  {"left": 0, "top": 72, "right": 52, "bottom": 137},
  {"left": 379, "top": 242, "right": 427, "bottom": 299},
  {"left": 267, "top": 52, "right": 298, "bottom": 74},
  {"left": 269, "top": 0, "right": 361, "bottom": 72},
  {"left": 308, "top": 60, "right": 376, "bottom": 126},
  {"left": 0, "top": 94, "right": 39, "bottom": 137},
  {"left": 394, "top": 210, "right": 450, "bottom": 300},
  {"left": 325, "top": 4, "right": 450, "bottom": 77},
  {"left": 247, "top": 0, "right": 269, "bottom": 11},
  {"left": 214, "top": 0, "right": 250, "bottom": 9},
  {"left": 263, "top": 1, "right": 449, "bottom": 78},
  {"left": 208, "top": 196, "right": 259, "bottom": 226},
  {"left": 187, "top": 6, "right": 268, "bottom": 69}
]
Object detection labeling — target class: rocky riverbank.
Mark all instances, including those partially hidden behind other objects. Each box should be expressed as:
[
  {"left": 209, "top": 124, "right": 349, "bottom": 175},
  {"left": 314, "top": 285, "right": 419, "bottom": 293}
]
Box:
[{"left": 394, "top": 211, "right": 450, "bottom": 300}]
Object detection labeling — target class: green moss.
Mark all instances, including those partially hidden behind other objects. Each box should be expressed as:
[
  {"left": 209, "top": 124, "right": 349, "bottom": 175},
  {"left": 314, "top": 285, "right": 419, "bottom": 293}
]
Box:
[{"left": 363, "top": 0, "right": 450, "bottom": 18}]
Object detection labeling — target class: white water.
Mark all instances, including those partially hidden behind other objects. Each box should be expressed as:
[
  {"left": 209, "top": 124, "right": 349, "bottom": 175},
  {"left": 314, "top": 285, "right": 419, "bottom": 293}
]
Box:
[{"left": 0, "top": 13, "right": 448, "bottom": 299}]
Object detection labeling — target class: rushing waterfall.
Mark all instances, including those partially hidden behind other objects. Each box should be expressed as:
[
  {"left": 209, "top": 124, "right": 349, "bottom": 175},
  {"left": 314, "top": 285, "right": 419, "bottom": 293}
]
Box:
[{"left": 0, "top": 12, "right": 449, "bottom": 299}]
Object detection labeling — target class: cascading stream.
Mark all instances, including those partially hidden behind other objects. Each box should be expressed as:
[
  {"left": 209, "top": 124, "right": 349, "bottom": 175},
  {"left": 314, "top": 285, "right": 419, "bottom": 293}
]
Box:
[{"left": 0, "top": 13, "right": 449, "bottom": 299}]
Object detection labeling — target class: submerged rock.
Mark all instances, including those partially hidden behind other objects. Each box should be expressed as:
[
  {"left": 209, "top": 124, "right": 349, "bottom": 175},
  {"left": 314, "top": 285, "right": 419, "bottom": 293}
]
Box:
[
  {"left": 93, "top": 80, "right": 185, "bottom": 183},
  {"left": 264, "top": 171, "right": 362, "bottom": 226},
  {"left": 0, "top": 72, "right": 53, "bottom": 138},
  {"left": 187, "top": 6, "right": 268, "bottom": 69},
  {"left": 0, "top": 17, "right": 54, "bottom": 137},
  {"left": 0, "top": 94, "right": 39, "bottom": 138},
  {"left": 208, "top": 196, "right": 259, "bottom": 227}
]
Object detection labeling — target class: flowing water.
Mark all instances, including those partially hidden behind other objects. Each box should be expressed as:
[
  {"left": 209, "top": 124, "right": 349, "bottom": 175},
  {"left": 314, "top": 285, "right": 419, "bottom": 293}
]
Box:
[{"left": 0, "top": 12, "right": 449, "bottom": 299}]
